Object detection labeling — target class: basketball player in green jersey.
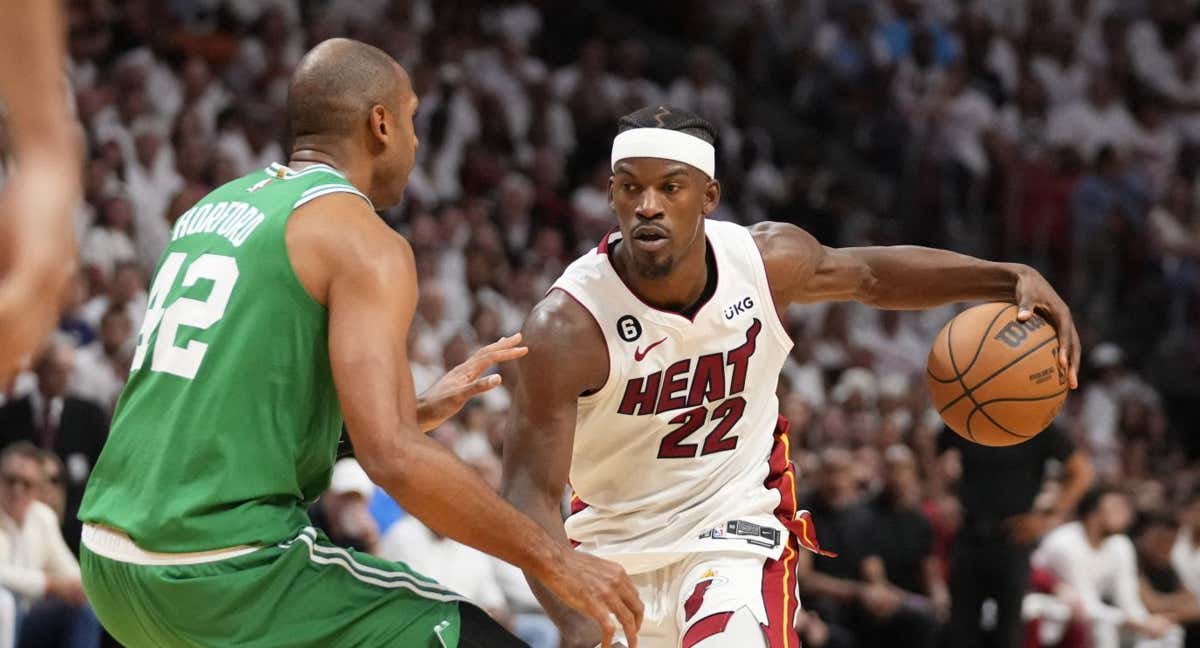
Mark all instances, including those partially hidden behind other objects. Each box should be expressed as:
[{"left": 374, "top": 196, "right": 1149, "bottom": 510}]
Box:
[
  {"left": 0, "top": 0, "right": 83, "bottom": 384},
  {"left": 77, "top": 39, "right": 642, "bottom": 648}
]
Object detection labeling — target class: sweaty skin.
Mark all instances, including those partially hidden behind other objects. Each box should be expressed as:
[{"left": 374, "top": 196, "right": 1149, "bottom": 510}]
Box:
[
  {"left": 502, "top": 155, "right": 1081, "bottom": 647},
  {"left": 0, "top": 0, "right": 83, "bottom": 385},
  {"left": 283, "top": 40, "right": 643, "bottom": 648}
]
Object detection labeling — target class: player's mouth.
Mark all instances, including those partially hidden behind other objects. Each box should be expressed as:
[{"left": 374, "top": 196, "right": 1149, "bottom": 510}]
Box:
[{"left": 631, "top": 226, "right": 670, "bottom": 253}]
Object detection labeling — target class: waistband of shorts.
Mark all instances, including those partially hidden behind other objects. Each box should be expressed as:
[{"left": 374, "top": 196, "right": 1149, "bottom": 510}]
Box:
[{"left": 81, "top": 524, "right": 263, "bottom": 566}]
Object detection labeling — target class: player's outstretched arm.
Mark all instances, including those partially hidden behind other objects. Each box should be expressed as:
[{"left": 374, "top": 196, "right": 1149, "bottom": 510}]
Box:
[
  {"left": 289, "top": 195, "right": 641, "bottom": 647},
  {"left": 501, "top": 290, "right": 627, "bottom": 648},
  {"left": 752, "top": 221, "right": 1080, "bottom": 388},
  {"left": 0, "top": 0, "right": 83, "bottom": 383}
]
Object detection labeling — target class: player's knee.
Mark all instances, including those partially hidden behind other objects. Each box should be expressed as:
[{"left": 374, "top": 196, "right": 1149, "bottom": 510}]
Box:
[{"left": 686, "top": 607, "right": 766, "bottom": 648}]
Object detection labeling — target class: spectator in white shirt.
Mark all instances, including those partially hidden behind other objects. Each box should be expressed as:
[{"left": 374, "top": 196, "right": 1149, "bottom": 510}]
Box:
[
  {"left": 1130, "top": 95, "right": 1181, "bottom": 201},
  {"left": 551, "top": 39, "right": 622, "bottom": 107},
  {"left": 80, "top": 196, "right": 138, "bottom": 290},
  {"left": 667, "top": 47, "right": 735, "bottom": 130},
  {"left": 1046, "top": 70, "right": 1139, "bottom": 164},
  {"left": 1034, "top": 487, "right": 1178, "bottom": 648},
  {"left": 1172, "top": 490, "right": 1200, "bottom": 599},
  {"left": 79, "top": 263, "right": 146, "bottom": 336},
  {"left": 70, "top": 305, "right": 132, "bottom": 414},
  {"left": 378, "top": 515, "right": 558, "bottom": 648},
  {"left": 124, "top": 117, "right": 180, "bottom": 271},
  {"left": 0, "top": 443, "right": 98, "bottom": 648},
  {"left": 1031, "top": 27, "right": 1090, "bottom": 107}
]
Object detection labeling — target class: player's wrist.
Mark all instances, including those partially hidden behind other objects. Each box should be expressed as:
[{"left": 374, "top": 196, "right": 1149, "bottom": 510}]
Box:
[{"left": 519, "top": 533, "right": 566, "bottom": 580}]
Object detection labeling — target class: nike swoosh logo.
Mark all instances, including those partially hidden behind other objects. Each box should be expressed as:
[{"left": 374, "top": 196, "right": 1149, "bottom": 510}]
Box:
[{"left": 634, "top": 337, "right": 668, "bottom": 362}]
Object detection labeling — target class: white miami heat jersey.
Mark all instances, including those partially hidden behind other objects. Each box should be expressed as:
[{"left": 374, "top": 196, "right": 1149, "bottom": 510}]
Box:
[{"left": 550, "top": 219, "right": 795, "bottom": 574}]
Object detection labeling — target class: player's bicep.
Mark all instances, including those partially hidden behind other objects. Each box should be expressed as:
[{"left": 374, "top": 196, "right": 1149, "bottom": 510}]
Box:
[{"left": 754, "top": 222, "right": 873, "bottom": 305}]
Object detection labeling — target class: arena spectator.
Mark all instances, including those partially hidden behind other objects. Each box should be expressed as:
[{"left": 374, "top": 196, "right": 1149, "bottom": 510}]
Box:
[
  {"left": 939, "top": 422, "right": 1093, "bottom": 648},
  {"left": 0, "top": 1, "right": 1195, "bottom": 645},
  {"left": 307, "top": 459, "right": 380, "bottom": 555},
  {"left": 1175, "top": 490, "right": 1200, "bottom": 600},
  {"left": 69, "top": 306, "right": 131, "bottom": 414},
  {"left": 0, "top": 342, "right": 108, "bottom": 555},
  {"left": 1034, "top": 487, "right": 1179, "bottom": 648},
  {"left": 1135, "top": 510, "right": 1200, "bottom": 646},
  {"left": 0, "top": 442, "right": 98, "bottom": 648}
]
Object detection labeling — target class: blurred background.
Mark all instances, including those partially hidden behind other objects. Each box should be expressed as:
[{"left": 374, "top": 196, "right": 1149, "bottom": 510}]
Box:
[{"left": 1, "top": 0, "right": 1200, "bottom": 646}]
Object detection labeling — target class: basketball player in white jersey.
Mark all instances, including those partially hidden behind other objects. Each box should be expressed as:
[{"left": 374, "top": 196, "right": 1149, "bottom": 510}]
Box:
[
  {"left": 0, "top": 0, "right": 82, "bottom": 385},
  {"left": 501, "top": 106, "right": 1081, "bottom": 648}
]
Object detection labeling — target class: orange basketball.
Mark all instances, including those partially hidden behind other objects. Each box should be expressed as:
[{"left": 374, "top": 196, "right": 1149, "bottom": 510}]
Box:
[{"left": 925, "top": 302, "right": 1068, "bottom": 446}]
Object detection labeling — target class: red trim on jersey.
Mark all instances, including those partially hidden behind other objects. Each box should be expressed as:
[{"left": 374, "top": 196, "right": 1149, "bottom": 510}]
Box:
[
  {"left": 597, "top": 228, "right": 616, "bottom": 254},
  {"left": 764, "top": 417, "right": 837, "bottom": 558},
  {"left": 594, "top": 228, "right": 721, "bottom": 324},
  {"left": 545, "top": 287, "right": 610, "bottom": 395},
  {"left": 566, "top": 491, "right": 589, "bottom": 548},
  {"left": 760, "top": 416, "right": 803, "bottom": 648},
  {"left": 568, "top": 492, "right": 589, "bottom": 516},
  {"left": 681, "top": 612, "right": 733, "bottom": 648}
]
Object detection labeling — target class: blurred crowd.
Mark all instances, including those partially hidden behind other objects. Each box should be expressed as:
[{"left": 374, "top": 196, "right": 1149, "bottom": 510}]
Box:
[{"left": 0, "top": 0, "right": 1198, "bottom": 646}]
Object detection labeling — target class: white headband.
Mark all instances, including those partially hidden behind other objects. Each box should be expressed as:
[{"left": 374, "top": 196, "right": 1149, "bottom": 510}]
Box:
[{"left": 611, "top": 128, "right": 716, "bottom": 178}]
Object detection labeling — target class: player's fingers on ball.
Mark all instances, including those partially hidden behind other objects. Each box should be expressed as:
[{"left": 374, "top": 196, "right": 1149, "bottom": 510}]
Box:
[
  {"left": 617, "top": 575, "right": 643, "bottom": 625},
  {"left": 592, "top": 607, "right": 615, "bottom": 648},
  {"left": 609, "top": 602, "right": 638, "bottom": 648}
]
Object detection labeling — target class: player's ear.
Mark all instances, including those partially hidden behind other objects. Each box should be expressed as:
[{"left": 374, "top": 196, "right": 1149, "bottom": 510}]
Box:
[
  {"left": 369, "top": 104, "right": 389, "bottom": 144},
  {"left": 701, "top": 178, "right": 721, "bottom": 216},
  {"left": 607, "top": 176, "right": 615, "bottom": 210}
]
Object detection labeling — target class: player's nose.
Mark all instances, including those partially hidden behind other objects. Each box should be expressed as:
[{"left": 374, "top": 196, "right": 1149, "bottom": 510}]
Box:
[{"left": 635, "top": 188, "right": 665, "bottom": 219}]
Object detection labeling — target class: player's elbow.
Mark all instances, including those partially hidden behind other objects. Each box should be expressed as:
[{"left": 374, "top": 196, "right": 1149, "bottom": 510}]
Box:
[{"left": 352, "top": 429, "right": 421, "bottom": 490}]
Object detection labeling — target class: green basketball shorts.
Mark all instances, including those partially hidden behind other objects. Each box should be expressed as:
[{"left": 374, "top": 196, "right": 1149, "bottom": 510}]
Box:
[{"left": 81, "top": 526, "right": 465, "bottom": 647}]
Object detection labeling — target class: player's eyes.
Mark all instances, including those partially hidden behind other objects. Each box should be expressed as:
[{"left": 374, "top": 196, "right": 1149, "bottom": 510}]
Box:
[
  {"left": 663, "top": 184, "right": 680, "bottom": 193},
  {"left": 622, "top": 183, "right": 638, "bottom": 192}
]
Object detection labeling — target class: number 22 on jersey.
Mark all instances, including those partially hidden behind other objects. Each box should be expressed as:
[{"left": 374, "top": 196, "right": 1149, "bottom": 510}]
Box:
[{"left": 131, "top": 252, "right": 240, "bottom": 380}]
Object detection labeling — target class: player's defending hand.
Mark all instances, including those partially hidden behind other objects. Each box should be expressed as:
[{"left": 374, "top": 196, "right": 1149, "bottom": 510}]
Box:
[
  {"left": 415, "top": 333, "right": 527, "bottom": 431},
  {"left": 0, "top": 152, "right": 81, "bottom": 385},
  {"left": 537, "top": 547, "right": 643, "bottom": 648},
  {"left": 1012, "top": 266, "right": 1080, "bottom": 389}
]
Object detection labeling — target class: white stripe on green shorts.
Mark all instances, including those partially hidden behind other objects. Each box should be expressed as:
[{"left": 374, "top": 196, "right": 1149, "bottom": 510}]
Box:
[{"left": 289, "top": 529, "right": 464, "bottom": 603}]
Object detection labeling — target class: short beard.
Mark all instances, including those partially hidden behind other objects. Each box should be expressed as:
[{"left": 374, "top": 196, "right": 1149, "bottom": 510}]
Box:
[{"left": 632, "top": 252, "right": 674, "bottom": 279}]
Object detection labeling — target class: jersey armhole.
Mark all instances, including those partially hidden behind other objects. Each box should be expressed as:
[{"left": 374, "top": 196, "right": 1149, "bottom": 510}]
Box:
[
  {"left": 546, "top": 286, "right": 616, "bottom": 404},
  {"left": 742, "top": 228, "right": 794, "bottom": 351}
]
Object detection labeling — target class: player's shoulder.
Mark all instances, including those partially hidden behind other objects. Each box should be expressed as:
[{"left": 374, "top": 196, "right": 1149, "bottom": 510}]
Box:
[
  {"left": 523, "top": 288, "right": 604, "bottom": 352},
  {"left": 748, "top": 221, "right": 823, "bottom": 259},
  {"left": 286, "top": 192, "right": 412, "bottom": 304},
  {"left": 290, "top": 192, "right": 407, "bottom": 260},
  {"left": 518, "top": 288, "right": 609, "bottom": 393},
  {"left": 748, "top": 221, "right": 825, "bottom": 288}
]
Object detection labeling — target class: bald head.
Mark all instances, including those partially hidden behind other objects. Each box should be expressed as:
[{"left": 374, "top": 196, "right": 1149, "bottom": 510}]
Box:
[{"left": 287, "top": 38, "right": 410, "bottom": 140}]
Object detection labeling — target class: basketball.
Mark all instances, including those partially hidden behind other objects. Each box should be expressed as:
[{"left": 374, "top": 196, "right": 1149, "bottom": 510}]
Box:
[{"left": 925, "top": 302, "right": 1068, "bottom": 447}]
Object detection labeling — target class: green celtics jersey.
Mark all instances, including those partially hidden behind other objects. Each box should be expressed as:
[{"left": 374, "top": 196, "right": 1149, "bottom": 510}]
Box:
[{"left": 79, "top": 163, "right": 373, "bottom": 553}]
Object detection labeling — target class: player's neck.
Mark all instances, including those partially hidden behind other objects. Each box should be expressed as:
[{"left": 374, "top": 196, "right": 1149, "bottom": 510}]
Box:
[
  {"left": 614, "top": 237, "right": 711, "bottom": 314},
  {"left": 288, "top": 143, "right": 371, "bottom": 197}
]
